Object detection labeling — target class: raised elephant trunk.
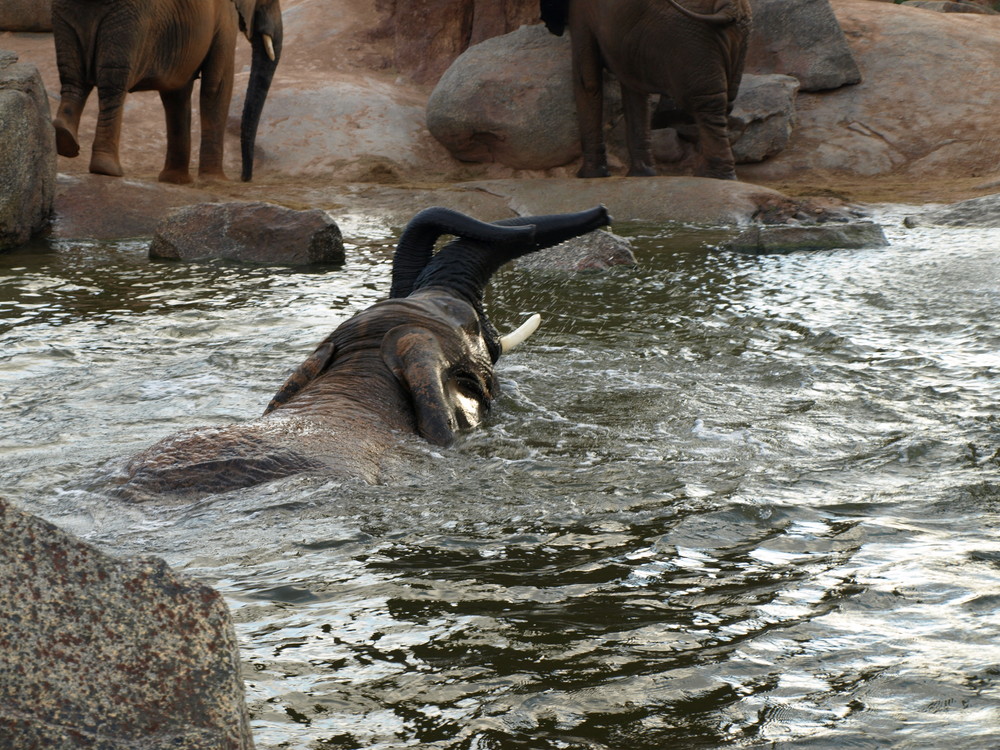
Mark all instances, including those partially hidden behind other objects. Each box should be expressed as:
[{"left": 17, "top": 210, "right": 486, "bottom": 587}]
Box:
[
  {"left": 389, "top": 208, "right": 536, "bottom": 299},
  {"left": 410, "top": 205, "right": 612, "bottom": 361},
  {"left": 239, "top": 0, "right": 283, "bottom": 181}
]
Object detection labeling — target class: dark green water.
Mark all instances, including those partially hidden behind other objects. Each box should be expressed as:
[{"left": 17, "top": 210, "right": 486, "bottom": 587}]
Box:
[{"left": 2, "top": 208, "right": 998, "bottom": 748}]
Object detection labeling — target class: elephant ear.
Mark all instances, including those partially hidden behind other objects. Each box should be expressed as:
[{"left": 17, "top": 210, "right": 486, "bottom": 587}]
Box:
[
  {"left": 231, "top": 0, "right": 257, "bottom": 38},
  {"left": 381, "top": 326, "right": 473, "bottom": 447},
  {"left": 262, "top": 333, "right": 337, "bottom": 415},
  {"left": 540, "top": 0, "right": 568, "bottom": 36}
]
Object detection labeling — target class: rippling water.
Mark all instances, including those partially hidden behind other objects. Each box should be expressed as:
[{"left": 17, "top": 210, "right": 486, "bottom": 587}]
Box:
[{"left": 2, "top": 207, "right": 999, "bottom": 748}]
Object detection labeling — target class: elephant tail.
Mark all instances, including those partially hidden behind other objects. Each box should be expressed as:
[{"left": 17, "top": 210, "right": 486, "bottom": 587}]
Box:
[{"left": 666, "top": 0, "right": 742, "bottom": 25}]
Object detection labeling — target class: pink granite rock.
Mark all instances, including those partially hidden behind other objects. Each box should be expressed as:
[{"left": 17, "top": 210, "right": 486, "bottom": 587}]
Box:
[{"left": 0, "top": 498, "right": 255, "bottom": 750}]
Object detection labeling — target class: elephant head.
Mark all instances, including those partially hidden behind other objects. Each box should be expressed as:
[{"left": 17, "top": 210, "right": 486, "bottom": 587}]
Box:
[{"left": 233, "top": 0, "right": 283, "bottom": 181}]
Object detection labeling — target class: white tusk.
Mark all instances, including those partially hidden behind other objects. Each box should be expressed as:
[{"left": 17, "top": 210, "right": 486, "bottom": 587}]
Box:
[
  {"left": 499, "top": 313, "right": 542, "bottom": 354},
  {"left": 263, "top": 34, "right": 276, "bottom": 62}
]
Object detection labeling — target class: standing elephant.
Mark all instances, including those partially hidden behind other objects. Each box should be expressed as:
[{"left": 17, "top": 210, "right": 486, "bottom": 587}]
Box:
[
  {"left": 51, "top": 0, "right": 283, "bottom": 183},
  {"left": 541, "top": 0, "right": 752, "bottom": 180},
  {"left": 111, "top": 205, "right": 612, "bottom": 500}
]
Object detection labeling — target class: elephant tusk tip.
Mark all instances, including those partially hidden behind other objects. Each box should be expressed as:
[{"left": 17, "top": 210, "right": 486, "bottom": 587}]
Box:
[
  {"left": 263, "top": 34, "right": 276, "bottom": 62},
  {"left": 499, "top": 313, "right": 542, "bottom": 354}
]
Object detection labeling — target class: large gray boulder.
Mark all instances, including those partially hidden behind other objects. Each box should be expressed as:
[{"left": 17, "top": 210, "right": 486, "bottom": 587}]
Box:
[
  {"left": 0, "top": 0, "right": 52, "bottom": 31},
  {"left": 149, "top": 202, "right": 345, "bottom": 265},
  {"left": 426, "top": 25, "right": 580, "bottom": 170},
  {"left": 0, "top": 498, "right": 255, "bottom": 749},
  {"left": 746, "top": 0, "right": 862, "bottom": 91},
  {"left": 0, "top": 51, "right": 55, "bottom": 251}
]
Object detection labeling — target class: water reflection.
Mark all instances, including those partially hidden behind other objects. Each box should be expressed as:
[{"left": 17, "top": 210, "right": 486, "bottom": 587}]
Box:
[{"left": 2, "top": 209, "right": 999, "bottom": 748}]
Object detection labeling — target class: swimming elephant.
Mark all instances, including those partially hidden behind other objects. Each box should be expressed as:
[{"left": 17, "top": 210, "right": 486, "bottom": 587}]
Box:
[
  {"left": 541, "top": 0, "right": 752, "bottom": 180},
  {"left": 112, "top": 205, "right": 612, "bottom": 500},
  {"left": 51, "top": 0, "right": 282, "bottom": 183}
]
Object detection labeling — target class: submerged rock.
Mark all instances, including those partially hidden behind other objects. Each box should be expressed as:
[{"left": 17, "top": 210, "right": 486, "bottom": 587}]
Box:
[
  {"left": 0, "top": 498, "right": 255, "bottom": 749},
  {"left": 906, "top": 193, "right": 1000, "bottom": 227},
  {"left": 515, "top": 230, "right": 636, "bottom": 272},
  {"left": 722, "top": 222, "right": 889, "bottom": 254},
  {"left": 150, "top": 201, "right": 345, "bottom": 265}
]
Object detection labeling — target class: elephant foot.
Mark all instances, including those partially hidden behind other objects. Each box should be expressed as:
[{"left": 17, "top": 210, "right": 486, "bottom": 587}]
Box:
[
  {"left": 197, "top": 167, "right": 229, "bottom": 183},
  {"left": 89, "top": 152, "right": 124, "bottom": 177},
  {"left": 701, "top": 169, "right": 737, "bottom": 181},
  {"left": 626, "top": 164, "right": 657, "bottom": 177},
  {"left": 697, "top": 158, "right": 738, "bottom": 181},
  {"left": 53, "top": 120, "right": 80, "bottom": 158},
  {"left": 577, "top": 165, "right": 611, "bottom": 179},
  {"left": 158, "top": 167, "right": 194, "bottom": 184}
]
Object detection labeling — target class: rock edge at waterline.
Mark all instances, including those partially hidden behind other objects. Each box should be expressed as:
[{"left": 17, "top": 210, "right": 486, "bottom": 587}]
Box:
[{"left": 0, "top": 497, "right": 255, "bottom": 750}]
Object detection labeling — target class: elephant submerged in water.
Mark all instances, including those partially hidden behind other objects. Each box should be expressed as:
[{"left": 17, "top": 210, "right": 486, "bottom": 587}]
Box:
[
  {"left": 541, "top": 0, "right": 752, "bottom": 180},
  {"left": 51, "top": 0, "right": 282, "bottom": 182},
  {"left": 112, "top": 206, "right": 612, "bottom": 500}
]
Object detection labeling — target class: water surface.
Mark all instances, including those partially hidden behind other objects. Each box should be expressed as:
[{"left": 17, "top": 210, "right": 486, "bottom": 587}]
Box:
[{"left": 2, "top": 208, "right": 998, "bottom": 748}]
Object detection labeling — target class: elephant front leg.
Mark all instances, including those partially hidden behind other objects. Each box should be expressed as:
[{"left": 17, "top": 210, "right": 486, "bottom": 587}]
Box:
[
  {"left": 158, "top": 83, "right": 194, "bottom": 184},
  {"left": 621, "top": 86, "right": 656, "bottom": 177},
  {"left": 195, "top": 41, "right": 235, "bottom": 181},
  {"left": 689, "top": 91, "right": 738, "bottom": 180}
]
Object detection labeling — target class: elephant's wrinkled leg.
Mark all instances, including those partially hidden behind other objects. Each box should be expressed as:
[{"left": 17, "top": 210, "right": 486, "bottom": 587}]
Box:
[
  {"left": 52, "top": 83, "right": 91, "bottom": 159},
  {"left": 570, "top": 26, "right": 609, "bottom": 178},
  {"left": 89, "top": 70, "right": 129, "bottom": 177},
  {"left": 689, "top": 91, "right": 738, "bottom": 180},
  {"left": 158, "top": 83, "right": 194, "bottom": 184},
  {"left": 621, "top": 86, "right": 656, "bottom": 177},
  {"left": 196, "top": 40, "right": 235, "bottom": 181}
]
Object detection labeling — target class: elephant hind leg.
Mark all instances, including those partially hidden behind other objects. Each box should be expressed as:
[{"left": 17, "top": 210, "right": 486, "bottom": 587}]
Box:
[
  {"left": 89, "top": 70, "right": 129, "bottom": 177},
  {"left": 53, "top": 84, "right": 91, "bottom": 158},
  {"left": 687, "top": 90, "right": 738, "bottom": 180},
  {"left": 158, "top": 82, "right": 195, "bottom": 184},
  {"left": 621, "top": 85, "right": 656, "bottom": 177},
  {"left": 196, "top": 35, "right": 236, "bottom": 181},
  {"left": 54, "top": 114, "right": 83, "bottom": 158}
]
